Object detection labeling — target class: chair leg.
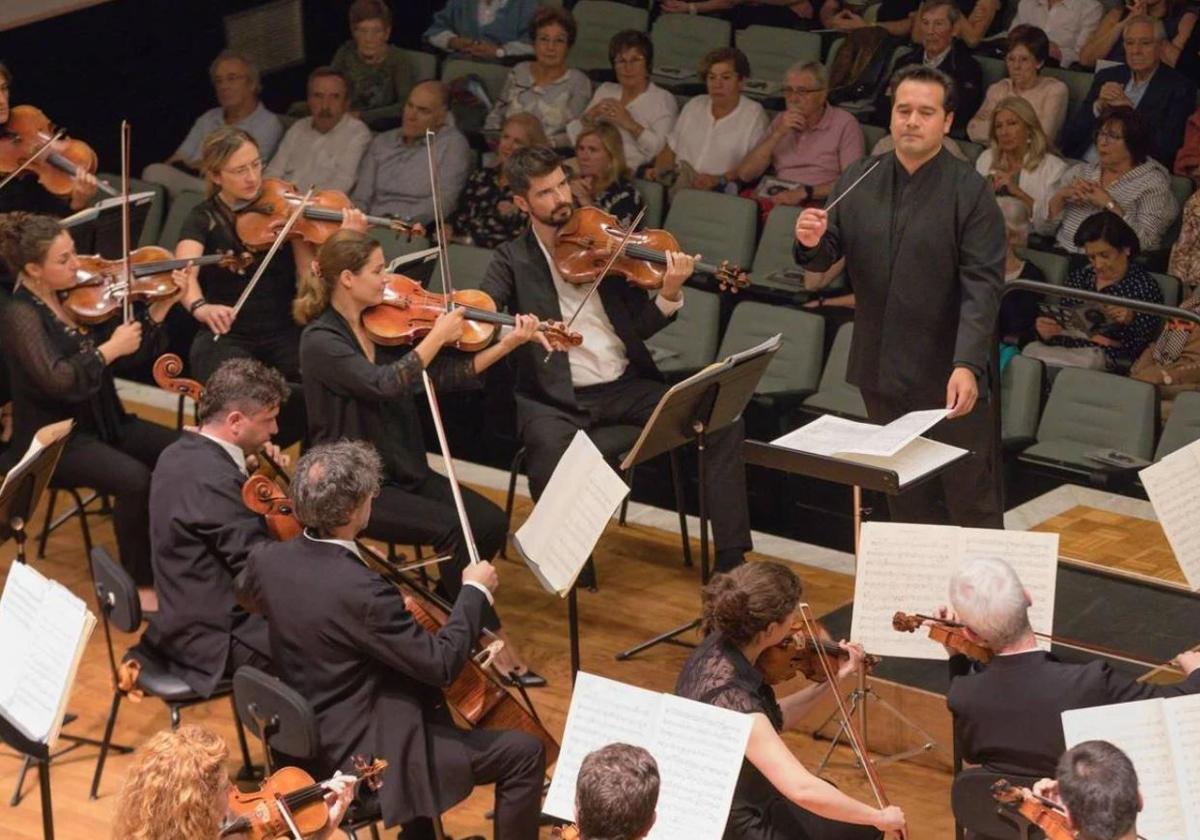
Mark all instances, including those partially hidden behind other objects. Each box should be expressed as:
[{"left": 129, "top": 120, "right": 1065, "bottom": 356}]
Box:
[
  {"left": 368, "top": 822, "right": 380, "bottom": 840},
  {"left": 669, "top": 450, "right": 693, "bottom": 568},
  {"left": 230, "top": 694, "right": 255, "bottom": 778},
  {"left": 37, "top": 489, "right": 60, "bottom": 559},
  {"left": 89, "top": 692, "right": 122, "bottom": 800},
  {"left": 619, "top": 466, "right": 634, "bottom": 526},
  {"left": 37, "top": 760, "right": 53, "bottom": 840},
  {"left": 9, "top": 755, "right": 32, "bottom": 806},
  {"left": 502, "top": 447, "right": 527, "bottom": 559},
  {"left": 67, "top": 488, "right": 94, "bottom": 557}
]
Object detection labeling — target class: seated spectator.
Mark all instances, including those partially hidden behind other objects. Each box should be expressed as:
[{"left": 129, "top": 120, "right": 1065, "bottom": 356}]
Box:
[
  {"left": 968, "top": 25, "right": 1069, "bottom": 144},
  {"left": 566, "top": 30, "right": 678, "bottom": 172},
  {"left": 424, "top": 0, "right": 536, "bottom": 59},
  {"left": 645, "top": 47, "right": 770, "bottom": 199},
  {"left": 1025, "top": 211, "right": 1163, "bottom": 371},
  {"left": 660, "top": 0, "right": 817, "bottom": 30},
  {"left": 569, "top": 123, "right": 646, "bottom": 228},
  {"left": 1080, "top": 0, "right": 1197, "bottom": 69},
  {"left": 1046, "top": 106, "right": 1178, "bottom": 252},
  {"left": 1174, "top": 103, "right": 1200, "bottom": 181},
  {"left": 574, "top": 744, "right": 660, "bottom": 840},
  {"left": 143, "top": 50, "right": 282, "bottom": 199},
  {"left": 997, "top": 197, "right": 1047, "bottom": 354},
  {"left": 484, "top": 7, "right": 591, "bottom": 148},
  {"left": 976, "top": 97, "right": 1069, "bottom": 226},
  {"left": 912, "top": 0, "right": 1002, "bottom": 46},
  {"left": 265, "top": 67, "right": 371, "bottom": 193},
  {"left": 352, "top": 81, "right": 470, "bottom": 224},
  {"left": 1131, "top": 285, "right": 1200, "bottom": 417},
  {"left": 1033, "top": 742, "right": 1144, "bottom": 840},
  {"left": 735, "top": 61, "right": 864, "bottom": 205},
  {"left": 882, "top": 0, "right": 983, "bottom": 136},
  {"left": 821, "top": 0, "right": 918, "bottom": 38},
  {"left": 331, "top": 0, "right": 415, "bottom": 119},
  {"left": 445, "top": 113, "right": 544, "bottom": 248},
  {"left": 1061, "top": 16, "right": 1196, "bottom": 166},
  {"left": 1169, "top": 189, "right": 1200, "bottom": 292},
  {"left": 1010, "top": 0, "right": 1103, "bottom": 67}
]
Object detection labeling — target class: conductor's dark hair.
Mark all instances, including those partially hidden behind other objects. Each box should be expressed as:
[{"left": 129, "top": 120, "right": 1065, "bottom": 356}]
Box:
[
  {"left": 197, "top": 358, "right": 290, "bottom": 424},
  {"left": 576, "top": 744, "right": 660, "bottom": 840},
  {"left": 1056, "top": 740, "right": 1140, "bottom": 840},
  {"left": 503, "top": 145, "right": 563, "bottom": 198},
  {"left": 701, "top": 561, "right": 802, "bottom": 646},
  {"left": 1073, "top": 210, "right": 1141, "bottom": 257},
  {"left": 1096, "top": 105, "right": 1152, "bottom": 166},
  {"left": 888, "top": 64, "right": 958, "bottom": 116}
]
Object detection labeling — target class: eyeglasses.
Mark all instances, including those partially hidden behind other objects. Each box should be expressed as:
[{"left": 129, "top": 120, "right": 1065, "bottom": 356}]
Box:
[
  {"left": 613, "top": 55, "right": 646, "bottom": 66},
  {"left": 213, "top": 73, "right": 249, "bottom": 85},
  {"left": 536, "top": 35, "right": 569, "bottom": 45},
  {"left": 221, "top": 158, "right": 263, "bottom": 178},
  {"left": 1096, "top": 129, "right": 1126, "bottom": 142},
  {"left": 783, "top": 86, "right": 826, "bottom": 96}
]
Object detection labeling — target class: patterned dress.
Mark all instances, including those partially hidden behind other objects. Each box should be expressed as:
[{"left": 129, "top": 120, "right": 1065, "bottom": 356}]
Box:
[{"left": 447, "top": 165, "right": 528, "bottom": 248}]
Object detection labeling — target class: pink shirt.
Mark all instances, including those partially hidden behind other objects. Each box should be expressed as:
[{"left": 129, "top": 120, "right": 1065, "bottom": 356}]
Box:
[{"left": 769, "top": 104, "right": 864, "bottom": 186}]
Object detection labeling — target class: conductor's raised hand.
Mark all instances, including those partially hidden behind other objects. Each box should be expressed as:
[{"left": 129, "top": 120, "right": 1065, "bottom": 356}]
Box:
[
  {"left": 794, "top": 207, "right": 827, "bottom": 248},
  {"left": 945, "top": 366, "right": 979, "bottom": 419}
]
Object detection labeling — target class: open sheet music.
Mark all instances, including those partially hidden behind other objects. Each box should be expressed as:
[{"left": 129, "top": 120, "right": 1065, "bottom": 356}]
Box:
[
  {"left": 1062, "top": 694, "right": 1200, "bottom": 839},
  {"left": 543, "top": 672, "right": 753, "bottom": 840},
  {"left": 849, "top": 522, "right": 1059, "bottom": 659},
  {"left": 1140, "top": 438, "right": 1200, "bottom": 589},
  {"left": 512, "top": 431, "right": 630, "bottom": 597},
  {"left": 0, "top": 562, "right": 96, "bottom": 748}
]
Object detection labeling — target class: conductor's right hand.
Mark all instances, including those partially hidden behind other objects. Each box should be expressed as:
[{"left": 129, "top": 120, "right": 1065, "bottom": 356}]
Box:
[
  {"left": 463, "top": 560, "right": 499, "bottom": 595},
  {"left": 794, "top": 207, "right": 828, "bottom": 249},
  {"left": 874, "top": 805, "right": 906, "bottom": 833}
]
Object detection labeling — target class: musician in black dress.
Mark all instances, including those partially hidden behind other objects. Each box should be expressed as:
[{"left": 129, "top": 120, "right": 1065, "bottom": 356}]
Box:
[
  {"left": 0, "top": 212, "right": 178, "bottom": 604},
  {"left": 295, "top": 228, "right": 557, "bottom": 685}
]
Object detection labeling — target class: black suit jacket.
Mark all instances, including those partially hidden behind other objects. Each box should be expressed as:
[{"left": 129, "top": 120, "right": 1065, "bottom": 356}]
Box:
[
  {"left": 237, "top": 536, "right": 489, "bottom": 827},
  {"left": 141, "top": 433, "right": 271, "bottom": 696},
  {"left": 479, "top": 229, "right": 672, "bottom": 422},
  {"left": 947, "top": 650, "right": 1200, "bottom": 776},
  {"left": 882, "top": 41, "right": 984, "bottom": 136},
  {"left": 1061, "top": 64, "right": 1196, "bottom": 167}
]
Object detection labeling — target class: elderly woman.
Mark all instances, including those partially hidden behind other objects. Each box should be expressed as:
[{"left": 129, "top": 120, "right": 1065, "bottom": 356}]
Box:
[
  {"left": 997, "top": 197, "right": 1047, "bottom": 354},
  {"left": 968, "top": 25, "right": 1069, "bottom": 145},
  {"left": 484, "top": 7, "right": 591, "bottom": 148},
  {"left": 976, "top": 97, "right": 1068, "bottom": 226},
  {"left": 1025, "top": 211, "right": 1163, "bottom": 372},
  {"left": 569, "top": 123, "right": 646, "bottom": 228},
  {"left": 566, "top": 30, "right": 678, "bottom": 172},
  {"left": 1044, "top": 106, "right": 1178, "bottom": 253},
  {"left": 1080, "top": 0, "right": 1197, "bottom": 68},
  {"left": 423, "top": 0, "right": 537, "bottom": 59},
  {"left": 444, "top": 113, "right": 545, "bottom": 248},
  {"left": 735, "top": 60, "right": 863, "bottom": 206},
  {"left": 645, "top": 47, "right": 769, "bottom": 199}
]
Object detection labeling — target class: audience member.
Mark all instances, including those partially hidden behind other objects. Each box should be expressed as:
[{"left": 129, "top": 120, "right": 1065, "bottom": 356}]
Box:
[
  {"left": 1010, "top": 0, "right": 1104, "bottom": 67},
  {"left": 445, "top": 113, "right": 545, "bottom": 248},
  {"left": 331, "top": 0, "right": 415, "bottom": 118},
  {"left": 1131, "top": 283, "right": 1200, "bottom": 416},
  {"left": 1061, "top": 15, "right": 1196, "bottom": 166},
  {"left": 1032, "top": 741, "right": 1143, "bottom": 840},
  {"left": 424, "top": 0, "right": 537, "bottom": 59},
  {"left": 1168, "top": 189, "right": 1200, "bottom": 290},
  {"left": 566, "top": 30, "right": 678, "bottom": 172},
  {"left": 884, "top": 0, "right": 984, "bottom": 136},
  {"left": 143, "top": 50, "right": 283, "bottom": 198},
  {"left": 265, "top": 67, "right": 371, "bottom": 193},
  {"left": 1047, "top": 106, "right": 1178, "bottom": 252},
  {"left": 976, "top": 97, "right": 1069, "bottom": 226},
  {"left": 968, "top": 25, "right": 1070, "bottom": 144},
  {"left": 997, "top": 197, "right": 1047, "bottom": 352},
  {"left": 353, "top": 81, "right": 470, "bottom": 224},
  {"left": 646, "top": 47, "right": 769, "bottom": 198},
  {"left": 570, "top": 123, "right": 646, "bottom": 228},
  {"left": 821, "top": 0, "right": 918, "bottom": 38},
  {"left": 1080, "top": 0, "right": 1197, "bottom": 69},
  {"left": 574, "top": 744, "right": 660, "bottom": 840},
  {"left": 736, "top": 61, "right": 864, "bottom": 205},
  {"left": 1174, "top": 103, "right": 1200, "bottom": 180},
  {"left": 912, "top": 0, "right": 1002, "bottom": 46},
  {"left": 484, "top": 7, "right": 592, "bottom": 148}
]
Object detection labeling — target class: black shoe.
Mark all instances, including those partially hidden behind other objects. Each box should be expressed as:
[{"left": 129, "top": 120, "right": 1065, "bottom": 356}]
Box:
[{"left": 501, "top": 669, "right": 547, "bottom": 688}]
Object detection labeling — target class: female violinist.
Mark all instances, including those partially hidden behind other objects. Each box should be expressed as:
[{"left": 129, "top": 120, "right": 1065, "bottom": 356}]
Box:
[
  {"left": 0, "top": 212, "right": 179, "bottom": 607},
  {"left": 294, "top": 228, "right": 560, "bottom": 685},
  {"left": 674, "top": 562, "right": 906, "bottom": 839}
]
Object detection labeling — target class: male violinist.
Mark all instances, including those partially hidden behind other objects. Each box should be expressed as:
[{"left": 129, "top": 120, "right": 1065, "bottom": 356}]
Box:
[
  {"left": 572, "top": 744, "right": 660, "bottom": 840},
  {"left": 236, "top": 440, "right": 545, "bottom": 840},
  {"left": 480, "top": 145, "right": 754, "bottom": 580},
  {"left": 1026, "top": 741, "right": 1143, "bottom": 840}
]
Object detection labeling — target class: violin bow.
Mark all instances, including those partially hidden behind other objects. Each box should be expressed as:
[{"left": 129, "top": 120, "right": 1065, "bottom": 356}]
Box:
[
  {"left": 0, "top": 128, "right": 65, "bottom": 193},
  {"left": 218, "top": 186, "right": 314, "bottom": 341},
  {"left": 425, "top": 129, "right": 455, "bottom": 307},
  {"left": 119, "top": 120, "right": 133, "bottom": 325}
]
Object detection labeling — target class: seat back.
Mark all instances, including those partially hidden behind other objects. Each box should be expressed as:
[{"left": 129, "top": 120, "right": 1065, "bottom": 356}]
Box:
[
  {"left": 718, "top": 301, "right": 824, "bottom": 396},
  {"left": 646, "top": 288, "right": 722, "bottom": 374},
  {"left": 635, "top": 178, "right": 665, "bottom": 228},
  {"left": 860, "top": 121, "right": 887, "bottom": 152},
  {"left": 158, "top": 190, "right": 206, "bottom": 249},
  {"left": 959, "top": 140, "right": 986, "bottom": 164},
  {"left": 1042, "top": 66, "right": 1094, "bottom": 116},
  {"left": 977, "top": 56, "right": 1006, "bottom": 92},
  {"left": 1016, "top": 248, "right": 1069, "bottom": 287},
  {"left": 91, "top": 546, "right": 142, "bottom": 635},
  {"left": 1152, "top": 271, "right": 1181, "bottom": 306},
  {"left": 751, "top": 205, "right": 804, "bottom": 292},
  {"left": 1156, "top": 390, "right": 1200, "bottom": 459},
  {"left": 951, "top": 767, "right": 1043, "bottom": 840},
  {"left": 1036, "top": 368, "right": 1157, "bottom": 459},
  {"left": 233, "top": 666, "right": 321, "bottom": 769},
  {"left": 664, "top": 189, "right": 758, "bottom": 272},
  {"left": 570, "top": 1, "right": 650, "bottom": 72},
  {"left": 440, "top": 58, "right": 511, "bottom": 101},
  {"left": 651, "top": 13, "right": 732, "bottom": 73},
  {"left": 429, "top": 243, "right": 495, "bottom": 292},
  {"left": 1001, "top": 355, "right": 1043, "bottom": 448},
  {"left": 400, "top": 48, "right": 438, "bottom": 83},
  {"left": 735, "top": 26, "right": 822, "bottom": 84},
  {"left": 802, "top": 321, "right": 868, "bottom": 418}
]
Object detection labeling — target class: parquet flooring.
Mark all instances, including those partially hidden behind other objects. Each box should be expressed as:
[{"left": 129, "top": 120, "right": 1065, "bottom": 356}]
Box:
[{"left": 1031, "top": 504, "right": 1187, "bottom": 584}]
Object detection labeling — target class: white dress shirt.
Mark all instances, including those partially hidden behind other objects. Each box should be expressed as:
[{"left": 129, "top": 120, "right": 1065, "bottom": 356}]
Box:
[
  {"left": 1012, "top": 0, "right": 1104, "bottom": 68},
  {"left": 566, "top": 82, "right": 679, "bottom": 170},
  {"left": 199, "top": 430, "right": 248, "bottom": 475},
  {"left": 265, "top": 113, "right": 372, "bottom": 193},
  {"left": 667, "top": 95, "right": 770, "bottom": 177}
]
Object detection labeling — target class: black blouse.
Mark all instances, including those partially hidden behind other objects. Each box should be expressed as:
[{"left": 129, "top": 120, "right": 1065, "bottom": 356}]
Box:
[
  {"left": 593, "top": 177, "right": 646, "bottom": 230},
  {"left": 448, "top": 165, "right": 529, "bottom": 249}
]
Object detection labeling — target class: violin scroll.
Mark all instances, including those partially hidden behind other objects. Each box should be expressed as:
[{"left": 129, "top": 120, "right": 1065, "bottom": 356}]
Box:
[
  {"left": 892, "top": 612, "right": 993, "bottom": 663},
  {"left": 714, "top": 261, "right": 751, "bottom": 293}
]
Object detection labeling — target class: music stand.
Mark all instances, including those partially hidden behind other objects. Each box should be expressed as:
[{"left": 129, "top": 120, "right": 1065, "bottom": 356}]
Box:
[
  {"left": 0, "top": 714, "right": 54, "bottom": 839},
  {"left": 615, "top": 337, "right": 781, "bottom": 661}
]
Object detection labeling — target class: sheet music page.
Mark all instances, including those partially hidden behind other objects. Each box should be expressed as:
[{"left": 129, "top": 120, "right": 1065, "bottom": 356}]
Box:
[
  {"left": 1140, "top": 444, "right": 1200, "bottom": 590},
  {"left": 841, "top": 437, "right": 967, "bottom": 487},
  {"left": 958, "top": 528, "right": 1059, "bottom": 651},
  {"left": 513, "top": 431, "right": 630, "bottom": 597},
  {"left": 772, "top": 414, "right": 884, "bottom": 457},
  {"left": 1163, "top": 694, "right": 1200, "bottom": 839},
  {"left": 0, "top": 563, "right": 47, "bottom": 710},
  {"left": 859, "top": 409, "right": 950, "bottom": 457},
  {"left": 1062, "top": 699, "right": 1189, "bottom": 840},
  {"left": 543, "top": 672, "right": 661, "bottom": 822},
  {"left": 0, "top": 419, "right": 72, "bottom": 498}
]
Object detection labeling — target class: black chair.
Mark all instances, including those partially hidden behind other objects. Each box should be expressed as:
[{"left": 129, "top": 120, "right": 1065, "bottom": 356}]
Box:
[
  {"left": 952, "top": 767, "right": 1046, "bottom": 840},
  {"left": 88, "top": 546, "right": 254, "bottom": 799},
  {"left": 232, "top": 666, "right": 383, "bottom": 840},
  {"left": 35, "top": 487, "right": 109, "bottom": 559}
]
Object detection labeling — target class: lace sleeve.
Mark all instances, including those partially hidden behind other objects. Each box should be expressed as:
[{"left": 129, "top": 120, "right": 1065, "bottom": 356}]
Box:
[{"left": 0, "top": 301, "right": 106, "bottom": 404}]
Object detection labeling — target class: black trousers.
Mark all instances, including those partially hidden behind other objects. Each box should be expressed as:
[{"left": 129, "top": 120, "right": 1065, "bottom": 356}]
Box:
[
  {"left": 861, "top": 387, "right": 1003, "bottom": 528},
  {"left": 52, "top": 418, "right": 178, "bottom": 586},
  {"left": 742, "top": 795, "right": 882, "bottom": 840},
  {"left": 520, "top": 374, "right": 753, "bottom": 568},
  {"left": 403, "top": 725, "right": 545, "bottom": 840},
  {"left": 364, "top": 472, "right": 508, "bottom": 631}
]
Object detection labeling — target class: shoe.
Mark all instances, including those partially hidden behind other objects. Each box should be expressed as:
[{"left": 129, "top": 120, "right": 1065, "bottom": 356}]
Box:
[{"left": 501, "top": 669, "right": 547, "bottom": 688}]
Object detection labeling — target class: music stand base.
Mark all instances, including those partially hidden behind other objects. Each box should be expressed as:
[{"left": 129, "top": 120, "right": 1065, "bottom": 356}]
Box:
[
  {"left": 616, "top": 617, "right": 700, "bottom": 661},
  {"left": 812, "top": 684, "right": 949, "bottom": 776},
  {"left": 10, "top": 724, "right": 133, "bottom": 807}
]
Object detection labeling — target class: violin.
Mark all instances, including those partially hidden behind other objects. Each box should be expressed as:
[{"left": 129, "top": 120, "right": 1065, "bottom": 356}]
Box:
[
  {"left": 892, "top": 612, "right": 994, "bottom": 663},
  {"left": 234, "top": 178, "right": 422, "bottom": 249},
  {"left": 756, "top": 621, "right": 881, "bottom": 685},
  {"left": 64, "top": 248, "right": 251, "bottom": 323},
  {"left": 361, "top": 272, "right": 582, "bottom": 352},
  {"left": 991, "top": 780, "right": 1074, "bottom": 840},
  {"left": 0, "top": 105, "right": 116, "bottom": 197},
  {"left": 552, "top": 206, "right": 751, "bottom": 294},
  {"left": 220, "top": 757, "right": 386, "bottom": 839}
]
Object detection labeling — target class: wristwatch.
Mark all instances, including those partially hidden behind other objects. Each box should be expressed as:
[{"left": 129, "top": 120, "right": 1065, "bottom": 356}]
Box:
[{"left": 1104, "top": 200, "right": 1117, "bottom": 212}]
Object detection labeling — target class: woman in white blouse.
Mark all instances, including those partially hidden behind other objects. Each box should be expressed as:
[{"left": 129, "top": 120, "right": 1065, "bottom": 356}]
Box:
[
  {"left": 566, "top": 30, "right": 678, "bottom": 172},
  {"left": 976, "top": 96, "right": 1068, "bottom": 227},
  {"left": 967, "top": 25, "right": 1069, "bottom": 145}
]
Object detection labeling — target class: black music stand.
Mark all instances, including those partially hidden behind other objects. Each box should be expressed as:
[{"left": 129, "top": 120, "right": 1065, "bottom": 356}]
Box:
[
  {"left": 0, "top": 714, "right": 54, "bottom": 839},
  {"left": 615, "top": 337, "right": 781, "bottom": 661}
]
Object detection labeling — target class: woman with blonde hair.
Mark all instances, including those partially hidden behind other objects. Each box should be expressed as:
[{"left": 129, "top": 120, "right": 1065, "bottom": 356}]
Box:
[
  {"left": 570, "top": 122, "right": 645, "bottom": 228},
  {"left": 975, "top": 96, "right": 1067, "bottom": 227}
]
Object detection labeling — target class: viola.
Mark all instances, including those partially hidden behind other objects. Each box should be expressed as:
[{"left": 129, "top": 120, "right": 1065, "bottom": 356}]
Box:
[
  {"left": 757, "top": 621, "right": 881, "bottom": 685},
  {"left": 892, "top": 612, "right": 993, "bottom": 663},
  {"left": 991, "top": 780, "right": 1074, "bottom": 840},
  {"left": 0, "top": 105, "right": 116, "bottom": 197},
  {"left": 234, "top": 177, "right": 422, "bottom": 249},
  {"left": 220, "top": 757, "right": 386, "bottom": 839},
  {"left": 65, "top": 248, "right": 251, "bottom": 323},
  {"left": 552, "top": 206, "right": 751, "bottom": 294},
  {"left": 361, "top": 272, "right": 582, "bottom": 352}
]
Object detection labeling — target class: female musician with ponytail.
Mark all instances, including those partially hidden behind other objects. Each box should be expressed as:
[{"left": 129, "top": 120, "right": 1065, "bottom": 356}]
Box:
[
  {"left": 675, "top": 562, "right": 906, "bottom": 839},
  {"left": 295, "top": 228, "right": 556, "bottom": 685}
]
